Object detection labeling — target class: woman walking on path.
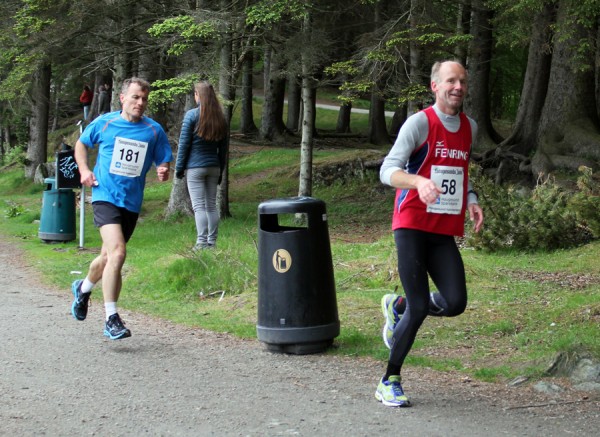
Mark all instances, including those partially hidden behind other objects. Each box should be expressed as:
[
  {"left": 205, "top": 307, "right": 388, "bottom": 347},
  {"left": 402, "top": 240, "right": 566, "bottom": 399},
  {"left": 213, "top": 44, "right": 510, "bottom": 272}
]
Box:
[{"left": 175, "top": 81, "right": 228, "bottom": 250}]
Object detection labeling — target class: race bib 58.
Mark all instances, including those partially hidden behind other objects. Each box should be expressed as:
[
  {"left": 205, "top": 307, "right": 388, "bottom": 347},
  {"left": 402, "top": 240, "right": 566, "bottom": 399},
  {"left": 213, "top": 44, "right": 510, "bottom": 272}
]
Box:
[{"left": 426, "top": 165, "right": 464, "bottom": 215}]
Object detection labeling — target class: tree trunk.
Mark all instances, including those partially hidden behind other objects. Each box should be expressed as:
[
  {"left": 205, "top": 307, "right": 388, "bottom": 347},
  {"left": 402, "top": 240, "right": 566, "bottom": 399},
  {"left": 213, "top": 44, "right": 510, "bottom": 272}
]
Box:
[
  {"left": 138, "top": 47, "right": 159, "bottom": 84},
  {"left": 113, "top": 50, "right": 128, "bottom": 102},
  {"left": 408, "top": 0, "right": 424, "bottom": 115},
  {"left": 336, "top": 75, "right": 353, "bottom": 133},
  {"left": 336, "top": 102, "right": 352, "bottom": 134},
  {"left": 25, "top": 63, "right": 51, "bottom": 179},
  {"left": 464, "top": 0, "right": 502, "bottom": 149},
  {"left": 260, "top": 45, "right": 287, "bottom": 141},
  {"left": 218, "top": 15, "right": 233, "bottom": 219},
  {"left": 2, "top": 126, "right": 17, "bottom": 153},
  {"left": 165, "top": 177, "right": 194, "bottom": 218},
  {"left": 367, "top": 2, "right": 391, "bottom": 145},
  {"left": 596, "top": 17, "right": 600, "bottom": 121},
  {"left": 166, "top": 92, "right": 195, "bottom": 218},
  {"left": 260, "top": 46, "right": 276, "bottom": 140},
  {"left": 219, "top": 38, "right": 234, "bottom": 123},
  {"left": 239, "top": 50, "right": 258, "bottom": 135},
  {"left": 286, "top": 73, "right": 301, "bottom": 132},
  {"left": 299, "top": 82, "right": 315, "bottom": 197},
  {"left": 499, "top": 2, "right": 555, "bottom": 156},
  {"left": 299, "top": 14, "right": 316, "bottom": 198},
  {"left": 368, "top": 90, "right": 390, "bottom": 145},
  {"left": 112, "top": 4, "right": 134, "bottom": 103},
  {"left": 88, "top": 73, "right": 102, "bottom": 121},
  {"left": 272, "top": 74, "right": 287, "bottom": 134},
  {"left": 389, "top": 105, "right": 408, "bottom": 138},
  {"left": 51, "top": 78, "right": 61, "bottom": 132},
  {"left": 0, "top": 127, "right": 5, "bottom": 158},
  {"left": 455, "top": 0, "right": 471, "bottom": 65},
  {"left": 533, "top": 0, "right": 600, "bottom": 175}
]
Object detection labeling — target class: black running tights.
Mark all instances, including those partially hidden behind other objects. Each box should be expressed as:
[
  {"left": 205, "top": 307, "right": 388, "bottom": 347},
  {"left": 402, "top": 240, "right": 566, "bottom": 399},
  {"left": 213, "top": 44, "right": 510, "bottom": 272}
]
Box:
[{"left": 387, "top": 228, "right": 467, "bottom": 372}]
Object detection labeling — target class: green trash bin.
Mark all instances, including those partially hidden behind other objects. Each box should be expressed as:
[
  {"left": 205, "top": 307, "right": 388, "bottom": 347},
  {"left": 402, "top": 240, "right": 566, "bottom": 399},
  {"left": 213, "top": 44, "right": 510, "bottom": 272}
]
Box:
[{"left": 39, "top": 178, "right": 76, "bottom": 242}]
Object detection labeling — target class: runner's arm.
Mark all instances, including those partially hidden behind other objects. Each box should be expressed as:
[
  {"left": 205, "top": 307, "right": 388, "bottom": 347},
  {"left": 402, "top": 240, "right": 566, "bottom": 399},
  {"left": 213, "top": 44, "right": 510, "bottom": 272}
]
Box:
[{"left": 74, "top": 140, "right": 96, "bottom": 187}]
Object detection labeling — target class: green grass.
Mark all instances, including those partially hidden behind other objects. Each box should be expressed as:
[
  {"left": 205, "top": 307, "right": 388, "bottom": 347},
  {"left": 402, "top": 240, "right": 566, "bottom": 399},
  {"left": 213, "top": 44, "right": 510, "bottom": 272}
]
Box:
[
  {"left": 229, "top": 97, "right": 374, "bottom": 135},
  {"left": 1, "top": 148, "right": 599, "bottom": 384}
]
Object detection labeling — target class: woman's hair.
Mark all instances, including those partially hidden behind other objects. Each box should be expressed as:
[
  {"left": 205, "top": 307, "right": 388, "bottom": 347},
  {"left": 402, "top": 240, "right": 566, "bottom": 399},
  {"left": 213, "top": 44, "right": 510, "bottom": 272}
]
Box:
[{"left": 194, "top": 82, "right": 227, "bottom": 141}]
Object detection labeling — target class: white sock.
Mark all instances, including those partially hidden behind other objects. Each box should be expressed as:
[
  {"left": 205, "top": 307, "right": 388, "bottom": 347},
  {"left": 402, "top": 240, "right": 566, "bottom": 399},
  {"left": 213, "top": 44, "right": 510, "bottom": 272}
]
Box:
[
  {"left": 81, "top": 278, "right": 95, "bottom": 294},
  {"left": 105, "top": 302, "right": 118, "bottom": 320}
]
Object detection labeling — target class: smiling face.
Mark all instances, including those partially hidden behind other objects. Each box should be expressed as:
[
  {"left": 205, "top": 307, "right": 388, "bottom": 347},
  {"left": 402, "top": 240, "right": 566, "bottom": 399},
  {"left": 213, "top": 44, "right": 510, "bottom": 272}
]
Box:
[
  {"left": 431, "top": 62, "right": 468, "bottom": 115},
  {"left": 119, "top": 82, "right": 149, "bottom": 122}
]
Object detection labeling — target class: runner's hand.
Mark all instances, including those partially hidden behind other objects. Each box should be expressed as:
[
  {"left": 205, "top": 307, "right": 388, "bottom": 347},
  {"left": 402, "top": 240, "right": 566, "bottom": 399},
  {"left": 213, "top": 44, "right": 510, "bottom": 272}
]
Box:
[
  {"left": 468, "top": 203, "right": 484, "bottom": 233},
  {"left": 157, "top": 165, "right": 170, "bottom": 181},
  {"left": 80, "top": 169, "right": 97, "bottom": 188},
  {"left": 416, "top": 178, "right": 442, "bottom": 205}
]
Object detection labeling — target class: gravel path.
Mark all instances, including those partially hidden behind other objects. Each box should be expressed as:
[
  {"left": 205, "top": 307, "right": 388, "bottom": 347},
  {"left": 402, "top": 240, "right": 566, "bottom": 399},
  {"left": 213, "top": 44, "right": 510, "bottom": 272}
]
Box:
[{"left": 1, "top": 239, "right": 599, "bottom": 436}]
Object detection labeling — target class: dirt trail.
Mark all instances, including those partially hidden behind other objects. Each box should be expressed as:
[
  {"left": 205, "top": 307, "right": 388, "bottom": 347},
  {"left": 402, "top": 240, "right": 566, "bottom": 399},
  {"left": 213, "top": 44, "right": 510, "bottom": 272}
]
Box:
[{"left": 1, "top": 239, "right": 598, "bottom": 436}]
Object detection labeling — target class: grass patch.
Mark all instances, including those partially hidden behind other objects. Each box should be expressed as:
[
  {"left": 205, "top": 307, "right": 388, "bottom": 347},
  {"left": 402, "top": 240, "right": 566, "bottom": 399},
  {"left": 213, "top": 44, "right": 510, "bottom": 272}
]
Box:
[
  {"left": 0, "top": 146, "right": 599, "bottom": 385},
  {"left": 229, "top": 97, "right": 373, "bottom": 135}
]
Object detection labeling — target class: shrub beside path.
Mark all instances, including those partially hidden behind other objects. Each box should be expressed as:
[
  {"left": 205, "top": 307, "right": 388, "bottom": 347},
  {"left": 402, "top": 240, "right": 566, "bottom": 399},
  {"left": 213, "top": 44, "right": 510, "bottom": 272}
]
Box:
[{"left": 1, "top": 239, "right": 598, "bottom": 436}]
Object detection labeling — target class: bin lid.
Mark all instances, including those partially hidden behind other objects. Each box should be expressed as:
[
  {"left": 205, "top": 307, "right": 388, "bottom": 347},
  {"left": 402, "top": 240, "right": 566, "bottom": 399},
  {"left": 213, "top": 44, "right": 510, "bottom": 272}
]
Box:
[
  {"left": 44, "top": 178, "right": 56, "bottom": 189},
  {"left": 258, "top": 196, "right": 326, "bottom": 214}
]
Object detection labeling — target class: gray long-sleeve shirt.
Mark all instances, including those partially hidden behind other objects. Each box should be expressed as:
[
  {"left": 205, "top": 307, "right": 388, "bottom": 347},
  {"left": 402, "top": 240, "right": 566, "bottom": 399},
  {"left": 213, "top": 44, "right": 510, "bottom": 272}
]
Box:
[{"left": 380, "top": 104, "right": 479, "bottom": 205}]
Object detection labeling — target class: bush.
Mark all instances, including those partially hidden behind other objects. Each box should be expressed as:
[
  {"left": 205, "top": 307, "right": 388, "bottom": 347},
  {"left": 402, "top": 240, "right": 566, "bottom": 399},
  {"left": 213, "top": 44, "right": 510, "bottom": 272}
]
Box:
[
  {"left": 465, "top": 166, "right": 594, "bottom": 251},
  {"left": 567, "top": 166, "right": 600, "bottom": 238},
  {"left": 4, "top": 200, "right": 26, "bottom": 218},
  {"left": 1, "top": 145, "right": 26, "bottom": 166}
]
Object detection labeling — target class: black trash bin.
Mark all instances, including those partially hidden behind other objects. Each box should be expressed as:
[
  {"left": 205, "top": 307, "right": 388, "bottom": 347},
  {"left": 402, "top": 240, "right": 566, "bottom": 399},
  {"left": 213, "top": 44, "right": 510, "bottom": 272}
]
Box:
[
  {"left": 38, "top": 177, "right": 76, "bottom": 243},
  {"left": 256, "top": 197, "right": 340, "bottom": 354}
]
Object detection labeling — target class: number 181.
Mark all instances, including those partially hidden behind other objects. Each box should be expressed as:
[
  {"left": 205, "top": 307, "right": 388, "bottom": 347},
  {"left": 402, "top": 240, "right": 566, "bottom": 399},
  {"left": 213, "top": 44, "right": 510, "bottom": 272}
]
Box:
[{"left": 118, "top": 148, "right": 139, "bottom": 162}]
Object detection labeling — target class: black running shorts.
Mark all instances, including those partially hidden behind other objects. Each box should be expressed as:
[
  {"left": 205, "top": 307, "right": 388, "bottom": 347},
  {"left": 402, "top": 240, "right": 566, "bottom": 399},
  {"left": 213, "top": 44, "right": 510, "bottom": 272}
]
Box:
[{"left": 92, "top": 201, "right": 139, "bottom": 242}]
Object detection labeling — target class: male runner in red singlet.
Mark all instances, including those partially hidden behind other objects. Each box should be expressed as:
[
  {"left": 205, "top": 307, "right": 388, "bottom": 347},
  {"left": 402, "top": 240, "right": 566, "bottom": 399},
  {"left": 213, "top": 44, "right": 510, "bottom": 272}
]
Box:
[{"left": 375, "top": 61, "right": 484, "bottom": 407}]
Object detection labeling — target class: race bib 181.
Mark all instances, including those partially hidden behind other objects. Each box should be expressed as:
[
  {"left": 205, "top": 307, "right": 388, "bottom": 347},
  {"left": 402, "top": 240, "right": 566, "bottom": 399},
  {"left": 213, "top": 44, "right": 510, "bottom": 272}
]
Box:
[{"left": 109, "top": 137, "right": 148, "bottom": 177}]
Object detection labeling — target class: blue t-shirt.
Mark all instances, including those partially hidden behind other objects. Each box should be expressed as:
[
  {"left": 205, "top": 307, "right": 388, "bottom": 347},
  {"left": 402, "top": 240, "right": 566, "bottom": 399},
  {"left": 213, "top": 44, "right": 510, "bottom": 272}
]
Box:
[{"left": 80, "top": 111, "right": 173, "bottom": 213}]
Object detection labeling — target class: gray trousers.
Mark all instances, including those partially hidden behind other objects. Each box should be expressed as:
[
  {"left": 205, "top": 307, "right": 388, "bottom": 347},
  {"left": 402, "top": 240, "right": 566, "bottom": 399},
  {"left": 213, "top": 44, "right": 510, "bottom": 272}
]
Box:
[{"left": 186, "top": 167, "right": 220, "bottom": 246}]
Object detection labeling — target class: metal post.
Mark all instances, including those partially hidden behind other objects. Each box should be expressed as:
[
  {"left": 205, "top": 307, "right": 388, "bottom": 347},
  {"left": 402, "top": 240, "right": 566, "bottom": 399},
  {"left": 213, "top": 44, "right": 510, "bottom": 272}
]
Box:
[
  {"left": 79, "top": 187, "right": 85, "bottom": 248},
  {"left": 77, "top": 120, "right": 85, "bottom": 249}
]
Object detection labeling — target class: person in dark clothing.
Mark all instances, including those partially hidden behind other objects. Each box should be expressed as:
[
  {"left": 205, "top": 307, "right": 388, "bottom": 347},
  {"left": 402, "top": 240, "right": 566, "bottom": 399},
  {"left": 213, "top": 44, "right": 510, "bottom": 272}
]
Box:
[
  {"left": 175, "top": 81, "right": 228, "bottom": 250},
  {"left": 97, "top": 84, "right": 111, "bottom": 115}
]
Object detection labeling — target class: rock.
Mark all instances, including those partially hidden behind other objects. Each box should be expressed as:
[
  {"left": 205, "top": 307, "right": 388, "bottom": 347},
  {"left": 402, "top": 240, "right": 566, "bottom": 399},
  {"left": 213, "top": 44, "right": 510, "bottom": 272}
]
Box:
[
  {"left": 573, "top": 382, "right": 600, "bottom": 393},
  {"left": 507, "top": 376, "right": 529, "bottom": 387},
  {"left": 34, "top": 162, "right": 55, "bottom": 184},
  {"left": 545, "top": 351, "right": 578, "bottom": 376},
  {"left": 546, "top": 353, "right": 600, "bottom": 392},
  {"left": 570, "top": 358, "right": 600, "bottom": 384},
  {"left": 533, "top": 381, "right": 564, "bottom": 395}
]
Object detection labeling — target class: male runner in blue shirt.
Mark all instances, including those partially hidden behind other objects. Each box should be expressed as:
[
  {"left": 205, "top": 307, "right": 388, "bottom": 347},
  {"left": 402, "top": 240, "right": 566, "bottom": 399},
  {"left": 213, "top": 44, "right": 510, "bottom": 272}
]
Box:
[{"left": 71, "top": 77, "right": 173, "bottom": 340}]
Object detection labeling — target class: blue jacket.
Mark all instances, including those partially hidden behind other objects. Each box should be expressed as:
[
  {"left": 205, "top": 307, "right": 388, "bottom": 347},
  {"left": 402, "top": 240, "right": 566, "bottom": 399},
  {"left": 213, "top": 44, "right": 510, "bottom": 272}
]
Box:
[{"left": 175, "top": 107, "right": 227, "bottom": 173}]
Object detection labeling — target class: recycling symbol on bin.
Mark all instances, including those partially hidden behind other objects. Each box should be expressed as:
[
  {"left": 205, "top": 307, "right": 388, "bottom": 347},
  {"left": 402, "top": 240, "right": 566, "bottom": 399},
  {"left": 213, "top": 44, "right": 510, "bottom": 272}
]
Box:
[{"left": 272, "top": 249, "right": 292, "bottom": 273}]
